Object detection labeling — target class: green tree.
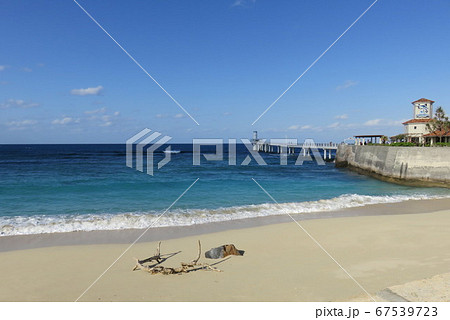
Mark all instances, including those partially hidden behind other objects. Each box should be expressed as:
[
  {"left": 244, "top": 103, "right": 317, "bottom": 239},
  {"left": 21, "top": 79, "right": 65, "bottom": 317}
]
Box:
[
  {"left": 426, "top": 107, "right": 450, "bottom": 143},
  {"left": 390, "top": 134, "right": 405, "bottom": 143}
]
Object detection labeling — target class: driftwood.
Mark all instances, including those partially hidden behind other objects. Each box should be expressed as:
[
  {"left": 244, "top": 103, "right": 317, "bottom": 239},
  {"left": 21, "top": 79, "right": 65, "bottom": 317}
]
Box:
[
  {"left": 133, "top": 240, "right": 222, "bottom": 275},
  {"left": 132, "top": 241, "right": 162, "bottom": 271}
]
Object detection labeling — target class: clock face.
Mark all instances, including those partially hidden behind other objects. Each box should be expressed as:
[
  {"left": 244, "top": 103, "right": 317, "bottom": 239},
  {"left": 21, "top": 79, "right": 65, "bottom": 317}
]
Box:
[{"left": 416, "top": 104, "right": 430, "bottom": 118}]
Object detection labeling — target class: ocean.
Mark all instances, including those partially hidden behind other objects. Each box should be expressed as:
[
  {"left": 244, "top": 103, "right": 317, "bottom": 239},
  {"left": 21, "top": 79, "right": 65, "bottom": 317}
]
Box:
[{"left": 0, "top": 144, "right": 449, "bottom": 236}]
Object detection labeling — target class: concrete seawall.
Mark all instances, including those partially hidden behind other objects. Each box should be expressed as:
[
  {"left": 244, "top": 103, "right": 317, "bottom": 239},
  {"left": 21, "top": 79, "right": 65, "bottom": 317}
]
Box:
[{"left": 336, "top": 145, "right": 450, "bottom": 187}]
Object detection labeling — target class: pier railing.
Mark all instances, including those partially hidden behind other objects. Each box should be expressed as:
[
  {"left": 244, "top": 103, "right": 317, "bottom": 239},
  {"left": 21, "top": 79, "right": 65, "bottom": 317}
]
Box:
[
  {"left": 253, "top": 141, "right": 339, "bottom": 149},
  {"left": 252, "top": 140, "right": 339, "bottom": 160}
]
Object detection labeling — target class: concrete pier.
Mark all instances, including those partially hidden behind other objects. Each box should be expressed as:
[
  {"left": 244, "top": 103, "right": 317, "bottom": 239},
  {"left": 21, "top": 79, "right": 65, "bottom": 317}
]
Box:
[
  {"left": 251, "top": 137, "right": 338, "bottom": 160},
  {"left": 336, "top": 145, "right": 450, "bottom": 187}
]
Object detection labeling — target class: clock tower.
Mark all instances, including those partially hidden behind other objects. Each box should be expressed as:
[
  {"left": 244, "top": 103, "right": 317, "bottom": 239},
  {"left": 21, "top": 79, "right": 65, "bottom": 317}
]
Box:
[
  {"left": 402, "top": 98, "right": 435, "bottom": 143},
  {"left": 413, "top": 98, "right": 434, "bottom": 119}
]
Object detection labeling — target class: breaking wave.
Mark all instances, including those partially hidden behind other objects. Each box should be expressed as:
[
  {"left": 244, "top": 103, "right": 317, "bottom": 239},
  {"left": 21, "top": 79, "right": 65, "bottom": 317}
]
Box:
[{"left": 1, "top": 193, "right": 448, "bottom": 236}]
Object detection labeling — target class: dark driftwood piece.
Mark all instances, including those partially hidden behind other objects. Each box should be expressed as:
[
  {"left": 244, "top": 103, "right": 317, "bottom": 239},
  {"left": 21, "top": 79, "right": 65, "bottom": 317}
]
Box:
[
  {"left": 132, "top": 241, "right": 162, "bottom": 271},
  {"left": 133, "top": 240, "right": 222, "bottom": 275}
]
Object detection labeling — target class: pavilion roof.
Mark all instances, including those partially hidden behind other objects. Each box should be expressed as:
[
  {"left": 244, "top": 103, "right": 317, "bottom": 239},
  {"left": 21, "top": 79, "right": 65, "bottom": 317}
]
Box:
[{"left": 354, "top": 135, "right": 385, "bottom": 138}]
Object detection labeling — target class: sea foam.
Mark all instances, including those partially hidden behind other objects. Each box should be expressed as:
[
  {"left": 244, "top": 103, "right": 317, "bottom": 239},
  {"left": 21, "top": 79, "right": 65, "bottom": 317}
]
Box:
[{"left": 0, "top": 193, "right": 448, "bottom": 236}]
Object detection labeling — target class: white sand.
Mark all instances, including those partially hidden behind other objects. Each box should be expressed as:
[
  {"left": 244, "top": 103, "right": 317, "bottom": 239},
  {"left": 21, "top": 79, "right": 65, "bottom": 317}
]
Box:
[{"left": 0, "top": 205, "right": 449, "bottom": 301}]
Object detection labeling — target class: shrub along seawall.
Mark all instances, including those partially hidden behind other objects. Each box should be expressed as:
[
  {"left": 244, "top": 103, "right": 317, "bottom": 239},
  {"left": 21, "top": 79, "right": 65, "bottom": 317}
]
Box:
[{"left": 336, "top": 145, "right": 450, "bottom": 187}]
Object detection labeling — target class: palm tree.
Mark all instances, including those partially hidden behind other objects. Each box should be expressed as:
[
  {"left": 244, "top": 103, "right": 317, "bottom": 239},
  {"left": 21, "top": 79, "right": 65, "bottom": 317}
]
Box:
[{"left": 426, "top": 107, "right": 450, "bottom": 143}]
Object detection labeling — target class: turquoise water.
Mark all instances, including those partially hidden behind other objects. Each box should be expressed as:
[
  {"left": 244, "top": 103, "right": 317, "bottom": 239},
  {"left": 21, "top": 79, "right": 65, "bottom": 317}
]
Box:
[{"left": 0, "top": 144, "right": 448, "bottom": 236}]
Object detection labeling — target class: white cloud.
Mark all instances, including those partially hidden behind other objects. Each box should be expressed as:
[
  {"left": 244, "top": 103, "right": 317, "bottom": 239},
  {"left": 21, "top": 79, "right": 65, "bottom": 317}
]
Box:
[
  {"left": 37, "top": 63, "right": 45, "bottom": 67},
  {"left": 328, "top": 122, "right": 341, "bottom": 128},
  {"left": 84, "top": 107, "right": 107, "bottom": 114},
  {"left": 364, "top": 119, "right": 405, "bottom": 127},
  {"left": 52, "top": 117, "right": 79, "bottom": 125},
  {"left": 6, "top": 120, "right": 37, "bottom": 127},
  {"left": 231, "top": 0, "right": 256, "bottom": 7},
  {"left": 336, "top": 80, "right": 358, "bottom": 91},
  {"left": 0, "top": 99, "right": 39, "bottom": 109},
  {"left": 96, "top": 111, "right": 119, "bottom": 127},
  {"left": 101, "top": 115, "right": 111, "bottom": 122},
  {"left": 223, "top": 112, "right": 232, "bottom": 116},
  {"left": 335, "top": 114, "right": 348, "bottom": 120},
  {"left": 232, "top": 0, "right": 245, "bottom": 7},
  {"left": 364, "top": 119, "right": 382, "bottom": 126},
  {"left": 156, "top": 113, "right": 186, "bottom": 119},
  {"left": 85, "top": 108, "right": 118, "bottom": 124},
  {"left": 288, "top": 124, "right": 313, "bottom": 130},
  {"left": 22, "top": 67, "right": 32, "bottom": 72},
  {"left": 70, "top": 85, "right": 104, "bottom": 96},
  {"left": 282, "top": 117, "right": 405, "bottom": 134},
  {"left": 0, "top": 65, "right": 7, "bottom": 71}
]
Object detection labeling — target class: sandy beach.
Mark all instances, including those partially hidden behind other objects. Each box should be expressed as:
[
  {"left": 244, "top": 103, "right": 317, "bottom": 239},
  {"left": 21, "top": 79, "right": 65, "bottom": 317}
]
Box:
[{"left": 0, "top": 199, "right": 449, "bottom": 302}]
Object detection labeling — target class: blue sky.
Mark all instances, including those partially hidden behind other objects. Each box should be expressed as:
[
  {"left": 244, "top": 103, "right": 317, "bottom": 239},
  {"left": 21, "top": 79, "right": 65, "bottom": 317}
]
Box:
[{"left": 1, "top": 0, "right": 450, "bottom": 143}]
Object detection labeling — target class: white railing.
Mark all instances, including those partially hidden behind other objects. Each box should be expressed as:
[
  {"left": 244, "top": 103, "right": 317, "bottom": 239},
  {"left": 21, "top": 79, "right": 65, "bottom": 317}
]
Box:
[{"left": 255, "top": 141, "right": 339, "bottom": 149}]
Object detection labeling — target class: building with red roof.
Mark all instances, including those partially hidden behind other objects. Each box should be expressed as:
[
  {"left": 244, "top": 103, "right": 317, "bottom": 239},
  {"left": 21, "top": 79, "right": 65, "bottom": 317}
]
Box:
[
  {"left": 423, "top": 130, "right": 450, "bottom": 144},
  {"left": 402, "top": 98, "right": 434, "bottom": 143}
]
